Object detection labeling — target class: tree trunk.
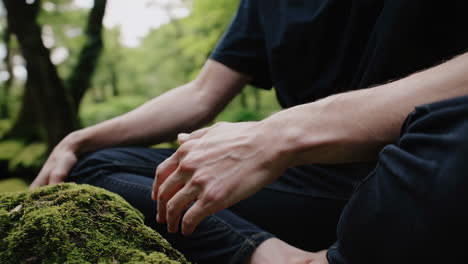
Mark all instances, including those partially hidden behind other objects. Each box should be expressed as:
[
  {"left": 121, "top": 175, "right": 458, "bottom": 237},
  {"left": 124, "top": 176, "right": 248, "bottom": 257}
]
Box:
[
  {"left": 67, "top": 0, "right": 107, "bottom": 112},
  {"left": 0, "top": 26, "right": 12, "bottom": 119},
  {"left": 4, "top": 0, "right": 108, "bottom": 149},
  {"left": 5, "top": 78, "right": 42, "bottom": 141},
  {"left": 3, "top": 0, "right": 77, "bottom": 148},
  {"left": 108, "top": 63, "right": 119, "bottom": 97}
]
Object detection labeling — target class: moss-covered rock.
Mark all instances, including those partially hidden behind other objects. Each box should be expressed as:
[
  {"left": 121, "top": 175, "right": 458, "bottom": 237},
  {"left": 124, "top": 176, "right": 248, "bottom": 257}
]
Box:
[{"left": 0, "top": 183, "right": 190, "bottom": 264}]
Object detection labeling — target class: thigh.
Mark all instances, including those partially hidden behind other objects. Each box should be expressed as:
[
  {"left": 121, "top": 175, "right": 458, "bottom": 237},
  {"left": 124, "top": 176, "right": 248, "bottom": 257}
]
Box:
[
  {"left": 70, "top": 147, "right": 366, "bottom": 252},
  {"left": 69, "top": 147, "right": 175, "bottom": 181},
  {"left": 329, "top": 95, "right": 468, "bottom": 264},
  {"left": 229, "top": 187, "right": 347, "bottom": 251},
  {"left": 230, "top": 162, "right": 374, "bottom": 251}
]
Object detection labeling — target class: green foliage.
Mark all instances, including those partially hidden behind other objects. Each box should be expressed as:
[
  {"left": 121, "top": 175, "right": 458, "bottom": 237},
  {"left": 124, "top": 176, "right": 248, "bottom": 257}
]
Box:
[
  {"left": 8, "top": 143, "right": 47, "bottom": 172},
  {"left": 0, "top": 140, "right": 25, "bottom": 161},
  {"left": 80, "top": 95, "right": 147, "bottom": 127},
  {"left": 0, "top": 0, "right": 282, "bottom": 178},
  {"left": 0, "top": 183, "right": 189, "bottom": 264},
  {"left": 216, "top": 87, "right": 281, "bottom": 122},
  {"left": 0, "top": 141, "right": 47, "bottom": 173},
  {"left": 129, "top": 0, "right": 240, "bottom": 93},
  {"left": 38, "top": 0, "right": 89, "bottom": 79},
  {"left": 0, "top": 178, "right": 28, "bottom": 193}
]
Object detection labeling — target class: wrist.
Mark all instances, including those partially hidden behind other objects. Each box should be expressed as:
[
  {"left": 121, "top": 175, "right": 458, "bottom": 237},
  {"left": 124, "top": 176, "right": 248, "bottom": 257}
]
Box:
[
  {"left": 260, "top": 108, "right": 315, "bottom": 167},
  {"left": 61, "top": 130, "right": 89, "bottom": 155},
  {"left": 261, "top": 96, "right": 355, "bottom": 166}
]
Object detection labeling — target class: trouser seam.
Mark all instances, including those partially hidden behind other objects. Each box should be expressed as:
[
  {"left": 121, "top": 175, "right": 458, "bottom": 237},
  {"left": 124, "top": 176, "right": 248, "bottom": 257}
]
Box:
[
  {"left": 229, "top": 232, "right": 273, "bottom": 264},
  {"left": 211, "top": 214, "right": 273, "bottom": 264}
]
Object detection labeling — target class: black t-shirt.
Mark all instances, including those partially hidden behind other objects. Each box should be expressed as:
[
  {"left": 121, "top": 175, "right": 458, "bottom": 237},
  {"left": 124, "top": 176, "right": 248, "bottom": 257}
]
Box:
[
  {"left": 210, "top": 0, "right": 468, "bottom": 263},
  {"left": 211, "top": 0, "right": 468, "bottom": 108}
]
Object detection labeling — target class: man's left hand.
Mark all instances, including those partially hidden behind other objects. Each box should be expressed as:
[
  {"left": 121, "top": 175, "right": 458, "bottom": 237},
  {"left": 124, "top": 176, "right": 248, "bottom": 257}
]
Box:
[{"left": 152, "top": 121, "right": 291, "bottom": 235}]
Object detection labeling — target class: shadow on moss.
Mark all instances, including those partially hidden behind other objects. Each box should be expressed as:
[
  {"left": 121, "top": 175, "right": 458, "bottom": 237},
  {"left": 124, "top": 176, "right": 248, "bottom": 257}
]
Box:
[{"left": 0, "top": 183, "right": 190, "bottom": 264}]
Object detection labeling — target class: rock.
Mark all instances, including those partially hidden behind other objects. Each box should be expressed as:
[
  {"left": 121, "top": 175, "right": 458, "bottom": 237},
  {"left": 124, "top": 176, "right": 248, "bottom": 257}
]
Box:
[{"left": 0, "top": 183, "right": 190, "bottom": 264}]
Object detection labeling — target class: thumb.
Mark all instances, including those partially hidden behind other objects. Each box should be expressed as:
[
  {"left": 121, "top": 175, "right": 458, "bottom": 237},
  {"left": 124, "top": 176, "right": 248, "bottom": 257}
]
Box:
[{"left": 178, "top": 126, "right": 211, "bottom": 144}]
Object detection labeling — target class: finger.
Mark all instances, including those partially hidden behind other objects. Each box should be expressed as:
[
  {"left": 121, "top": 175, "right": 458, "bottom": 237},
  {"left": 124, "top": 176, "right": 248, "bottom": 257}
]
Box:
[
  {"left": 152, "top": 156, "right": 178, "bottom": 200},
  {"left": 166, "top": 184, "right": 200, "bottom": 233},
  {"left": 30, "top": 166, "right": 51, "bottom": 190},
  {"left": 48, "top": 169, "right": 68, "bottom": 185},
  {"left": 177, "top": 126, "right": 211, "bottom": 144},
  {"left": 47, "top": 153, "right": 77, "bottom": 185},
  {"left": 154, "top": 141, "right": 196, "bottom": 201},
  {"left": 181, "top": 200, "right": 215, "bottom": 236},
  {"left": 157, "top": 167, "right": 191, "bottom": 223}
]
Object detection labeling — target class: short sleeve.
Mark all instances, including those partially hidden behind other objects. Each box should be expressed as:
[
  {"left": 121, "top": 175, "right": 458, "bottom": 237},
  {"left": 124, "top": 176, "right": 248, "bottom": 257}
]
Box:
[{"left": 210, "top": 0, "right": 272, "bottom": 89}]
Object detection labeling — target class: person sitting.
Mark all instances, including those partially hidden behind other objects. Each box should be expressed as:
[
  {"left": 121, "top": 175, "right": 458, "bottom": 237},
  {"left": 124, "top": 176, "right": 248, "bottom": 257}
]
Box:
[{"left": 32, "top": 1, "right": 468, "bottom": 263}]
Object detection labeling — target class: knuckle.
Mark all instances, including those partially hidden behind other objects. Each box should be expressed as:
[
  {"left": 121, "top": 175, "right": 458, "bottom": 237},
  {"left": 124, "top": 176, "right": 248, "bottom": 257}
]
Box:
[
  {"left": 154, "top": 166, "right": 163, "bottom": 178},
  {"left": 179, "top": 160, "right": 196, "bottom": 172},
  {"left": 190, "top": 176, "right": 206, "bottom": 187},
  {"left": 203, "top": 191, "right": 219, "bottom": 203},
  {"left": 157, "top": 190, "right": 169, "bottom": 202},
  {"left": 166, "top": 202, "right": 176, "bottom": 214},
  {"left": 155, "top": 161, "right": 173, "bottom": 178},
  {"left": 177, "top": 147, "right": 188, "bottom": 157},
  {"left": 177, "top": 143, "right": 193, "bottom": 157},
  {"left": 182, "top": 217, "right": 192, "bottom": 227}
]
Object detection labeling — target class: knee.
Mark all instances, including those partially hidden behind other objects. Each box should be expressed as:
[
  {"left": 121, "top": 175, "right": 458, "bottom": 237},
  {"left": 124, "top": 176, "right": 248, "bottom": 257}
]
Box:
[
  {"left": 68, "top": 147, "right": 167, "bottom": 184},
  {"left": 68, "top": 148, "right": 124, "bottom": 183}
]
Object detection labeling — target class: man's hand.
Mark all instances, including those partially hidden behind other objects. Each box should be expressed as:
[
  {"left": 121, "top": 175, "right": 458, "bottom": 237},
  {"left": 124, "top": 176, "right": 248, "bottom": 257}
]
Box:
[
  {"left": 152, "top": 121, "right": 292, "bottom": 235},
  {"left": 30, "top": 134, "right": 80, "bottom": 189}
]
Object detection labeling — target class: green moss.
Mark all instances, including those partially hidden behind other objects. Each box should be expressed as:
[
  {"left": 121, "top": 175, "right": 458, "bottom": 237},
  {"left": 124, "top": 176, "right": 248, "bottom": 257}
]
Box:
[{"left": 0, "top": 183, "right": 190, "bottom": 264}]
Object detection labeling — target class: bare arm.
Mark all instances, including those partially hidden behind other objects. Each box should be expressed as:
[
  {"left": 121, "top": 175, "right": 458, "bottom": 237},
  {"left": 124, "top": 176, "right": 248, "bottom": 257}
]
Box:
[
  {"left": 70, "top": 60, "right": 249, "bottom": 152},
  {"left": 31, "top": 59, "right": 250, "bottom": 188},
  {"left": 152, "top": 52, "right": 468, "bottom": 238},
  {"left": 266, "top": 52, "right": 468, "bottom": 165}
]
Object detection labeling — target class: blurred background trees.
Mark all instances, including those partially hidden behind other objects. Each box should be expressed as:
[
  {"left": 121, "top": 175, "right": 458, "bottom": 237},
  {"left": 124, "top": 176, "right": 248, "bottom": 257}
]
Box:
[{"left": 0, "top": 0, "right": 280, "bottom": 182}]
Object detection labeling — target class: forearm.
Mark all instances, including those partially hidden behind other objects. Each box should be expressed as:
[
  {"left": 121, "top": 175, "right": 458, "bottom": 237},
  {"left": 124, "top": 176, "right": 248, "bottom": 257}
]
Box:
[
  {"left": 66, "top": 83, "right": 211, "bottom": 153},
  {"left": 64, "top": 60, "right": 249, "bottom": 154},
  {"left": 265, "top": 52, "right": 468, "bottom": 165}
]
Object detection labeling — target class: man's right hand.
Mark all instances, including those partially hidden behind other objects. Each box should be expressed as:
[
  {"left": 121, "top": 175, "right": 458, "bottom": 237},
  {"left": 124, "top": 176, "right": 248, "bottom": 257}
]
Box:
[{"left": 30, "top": 134, "right": 80, "bottom": 189}]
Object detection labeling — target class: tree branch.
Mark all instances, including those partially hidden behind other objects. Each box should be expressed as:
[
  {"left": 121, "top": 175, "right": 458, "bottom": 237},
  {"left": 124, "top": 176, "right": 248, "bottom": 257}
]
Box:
[{"left": 67, "top": 0, "right": 107, "bottom": 111}]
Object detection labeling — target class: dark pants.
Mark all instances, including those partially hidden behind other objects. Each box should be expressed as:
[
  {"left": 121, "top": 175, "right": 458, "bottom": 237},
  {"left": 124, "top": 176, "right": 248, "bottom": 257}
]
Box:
[
  {"left": 68, "top": 149, "right": 366, "bottom": 264},
  {"left": 69, "top": 95, "right": 468, "bottom": 264},
  {"left": 328, "top": 95, "right": 468, "bottom": 264}
]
